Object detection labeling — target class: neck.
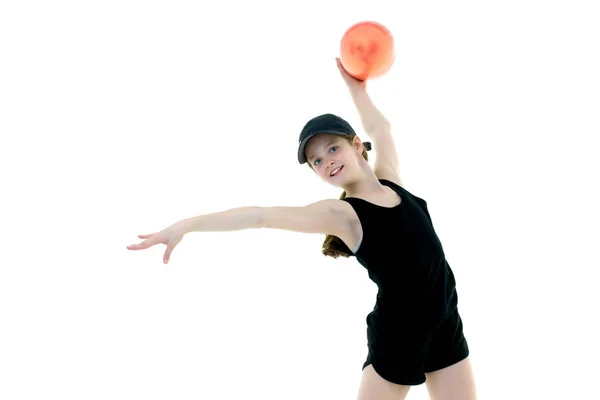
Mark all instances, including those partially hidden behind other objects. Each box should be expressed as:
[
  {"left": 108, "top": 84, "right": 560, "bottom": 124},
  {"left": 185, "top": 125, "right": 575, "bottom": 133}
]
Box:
[{"left": 342, "top": 163, "right": 386, "bottom": 197}]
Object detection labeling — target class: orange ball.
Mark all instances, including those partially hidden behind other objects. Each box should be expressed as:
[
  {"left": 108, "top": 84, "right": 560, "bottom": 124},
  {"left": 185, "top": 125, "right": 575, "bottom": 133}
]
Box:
[{"left": 340, "top": 21, "right": 395, "bottom": 81}]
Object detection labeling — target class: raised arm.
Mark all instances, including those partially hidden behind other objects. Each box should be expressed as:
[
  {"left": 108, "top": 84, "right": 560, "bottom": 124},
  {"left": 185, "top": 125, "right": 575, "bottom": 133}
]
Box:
[
  {"left": 349, "top": 87, "right": 402, "bottom": 187},
  {"left": 127, "top": 200, "right": 354, "bottom": 263},
  {"left": 336, "top": 58, "right": 403, "bottom": 187}
]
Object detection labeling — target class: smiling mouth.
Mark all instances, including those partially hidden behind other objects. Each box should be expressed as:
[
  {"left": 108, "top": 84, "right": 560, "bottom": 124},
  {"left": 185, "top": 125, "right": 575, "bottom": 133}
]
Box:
[{"left": 330, "top": 166, "right": 344, "bottom": 177}]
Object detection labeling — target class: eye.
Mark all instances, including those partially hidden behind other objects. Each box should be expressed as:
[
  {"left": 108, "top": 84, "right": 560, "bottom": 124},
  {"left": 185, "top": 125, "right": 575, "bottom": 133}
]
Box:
[{"left": 313, "top": 146, "right": 338, "bottom": 166}]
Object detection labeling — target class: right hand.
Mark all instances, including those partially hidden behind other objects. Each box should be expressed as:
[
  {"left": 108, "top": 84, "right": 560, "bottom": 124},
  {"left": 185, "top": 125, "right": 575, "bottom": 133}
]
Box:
[
  {"left": 127, "top": 220, "right": 189, "bottom": 264},
  {"left": 336, "top": 57, "right": 366, "bottom": 91}
]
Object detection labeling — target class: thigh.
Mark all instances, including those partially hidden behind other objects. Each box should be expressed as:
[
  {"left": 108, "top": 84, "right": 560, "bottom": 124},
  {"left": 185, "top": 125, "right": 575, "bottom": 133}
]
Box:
[
  {"left": 357, "top": 364, "right": 411, "bottom": 400},
  {"left": 424, "top": 356, "right": 477, "bottom": 400},
  {"left": 423, "top": 308, "right": 474, "bottom": 399},
  {"left": 423, "top": 308, "right": 470, "bottom": 374}
]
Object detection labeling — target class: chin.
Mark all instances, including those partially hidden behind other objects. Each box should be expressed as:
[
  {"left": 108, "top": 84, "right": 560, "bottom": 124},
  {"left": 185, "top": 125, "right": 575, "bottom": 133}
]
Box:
[{"left": 326, "top": 177, "right": 348, "bottom": 188}]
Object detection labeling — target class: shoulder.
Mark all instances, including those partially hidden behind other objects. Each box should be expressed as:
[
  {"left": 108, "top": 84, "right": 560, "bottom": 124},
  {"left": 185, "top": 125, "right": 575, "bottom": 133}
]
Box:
[
  {"left": 311, "top": 198, "right": 359, "bottom": 220},
  {"left": 375, "top": 166, "right": 404, "bottom": 188},
  {"left": 312, "top": 199, "right": 361, "bottom": 233},
  {"left": 378, "top": 178, "right": 423, "bottom": 203},
  {"left": 261, "top": 199, "right": 357, "bottom": 237},
  {"left": 377, "top": 177, "right": 405, "bottom": 195}
]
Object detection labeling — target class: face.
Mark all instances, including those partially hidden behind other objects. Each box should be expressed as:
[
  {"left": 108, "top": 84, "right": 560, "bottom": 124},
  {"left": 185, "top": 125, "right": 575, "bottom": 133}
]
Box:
[{"left": 305, "top": 134, "right": 362, "bottom": 185}]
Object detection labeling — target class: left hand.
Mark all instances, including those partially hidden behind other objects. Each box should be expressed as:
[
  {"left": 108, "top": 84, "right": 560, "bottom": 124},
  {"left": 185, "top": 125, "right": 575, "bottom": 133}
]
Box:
[
  {"left": 336, "top": 57, "right": 366, "bottom": 91},
  {"left": 127, "top": 220, "right": 189, "bottom": 264}
]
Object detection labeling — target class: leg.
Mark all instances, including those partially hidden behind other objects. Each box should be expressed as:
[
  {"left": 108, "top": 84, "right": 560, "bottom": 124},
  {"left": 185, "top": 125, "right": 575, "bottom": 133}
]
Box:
[
  {"left": 357, "top": 364, "right": 411, "bottom": 400},
  {"left": 422, "top": 305, "right": 473, "bottom": 399},
  {"left": 424, "top": 356, "right": 477, "bottom": 400}
]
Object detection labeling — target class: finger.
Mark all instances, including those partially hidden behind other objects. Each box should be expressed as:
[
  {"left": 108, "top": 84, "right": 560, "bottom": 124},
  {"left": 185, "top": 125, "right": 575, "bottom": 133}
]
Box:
[
  {"left": 127, "top": 238, "right": 158, "bottom": 251},
  {"left": 138, "top": 233, "right": 158, "bottom": 239},
  {"left": 163, "top": 245, "right": 174, "bottom": 264},
  {"left": 336, "top": 60, "right": 354, "bottom": 81}
]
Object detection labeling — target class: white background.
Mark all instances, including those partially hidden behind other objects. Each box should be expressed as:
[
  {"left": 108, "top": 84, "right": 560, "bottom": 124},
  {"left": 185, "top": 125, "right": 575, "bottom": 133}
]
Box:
[{"left": 1, "top": 1, "right": 599, "bottom": 399}]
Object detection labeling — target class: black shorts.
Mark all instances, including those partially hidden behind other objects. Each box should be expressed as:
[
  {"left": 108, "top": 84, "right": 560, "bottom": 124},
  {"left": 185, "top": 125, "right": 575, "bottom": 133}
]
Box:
[{"left": 362, "top": 307, "right": 470, "bottom": 386}]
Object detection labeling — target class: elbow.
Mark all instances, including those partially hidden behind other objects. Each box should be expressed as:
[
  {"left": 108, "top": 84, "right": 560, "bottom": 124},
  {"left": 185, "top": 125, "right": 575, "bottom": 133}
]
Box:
[
  {"left": 258, "top": 206, "right": 284, "bottom": 230},
  {"left": 256, "top": 207, "right": 268, "bottom": 229},
  {"left": 370, "top": 121, "right": 391, "bottom": 133},
  {"left": 364, "top": 121, "right": 391, "bottom": 137}
]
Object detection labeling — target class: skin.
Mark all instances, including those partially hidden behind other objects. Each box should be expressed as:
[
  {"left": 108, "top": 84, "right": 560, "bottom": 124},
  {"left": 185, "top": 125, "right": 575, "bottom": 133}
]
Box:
[
  {"left": 305, "top": 133, "right": 399, "bottom": 205},
  {"left": 127, "top": 57, "right": 477, "bottom": 400}
]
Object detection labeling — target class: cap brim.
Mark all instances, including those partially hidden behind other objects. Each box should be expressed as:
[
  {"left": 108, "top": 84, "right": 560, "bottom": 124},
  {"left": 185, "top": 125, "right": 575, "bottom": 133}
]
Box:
[{"left": 297, "top": 130, "right": 352, "bottom": 164}]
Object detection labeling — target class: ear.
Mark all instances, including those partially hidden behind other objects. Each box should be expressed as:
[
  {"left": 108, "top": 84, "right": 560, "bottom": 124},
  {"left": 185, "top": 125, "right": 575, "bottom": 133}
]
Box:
[{"left": 352, "top": 136, "right": 363, "bottom": 153}]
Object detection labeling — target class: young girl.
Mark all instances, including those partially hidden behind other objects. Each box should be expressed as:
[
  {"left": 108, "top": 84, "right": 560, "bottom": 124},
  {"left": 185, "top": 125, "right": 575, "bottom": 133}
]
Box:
[{"left": 127, "top": 58, "right": 477, "bottom": 400}]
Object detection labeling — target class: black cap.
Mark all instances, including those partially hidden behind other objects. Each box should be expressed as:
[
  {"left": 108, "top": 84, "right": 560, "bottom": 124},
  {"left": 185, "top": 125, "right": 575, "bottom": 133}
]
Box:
[{"left": 297, "top": 113, "right": 372, "bottom": 164}]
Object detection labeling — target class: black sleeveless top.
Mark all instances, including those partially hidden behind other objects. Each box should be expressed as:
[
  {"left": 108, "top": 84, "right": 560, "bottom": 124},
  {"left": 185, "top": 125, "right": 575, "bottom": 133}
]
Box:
[{"left": 340, "top": 179, "right": 458, "bottom": 330}]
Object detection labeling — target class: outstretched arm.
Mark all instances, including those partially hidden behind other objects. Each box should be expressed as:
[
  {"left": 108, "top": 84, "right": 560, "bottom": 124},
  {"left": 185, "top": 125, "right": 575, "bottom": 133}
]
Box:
[
  {"left": 127, "top": 200, "right": 352, "bottom": 263},
  {"left": 336, "top": 58, "right": 403, "bottom": 187},
  {"left": 183, "top": 200, "right": 349, "bottom": 236}
]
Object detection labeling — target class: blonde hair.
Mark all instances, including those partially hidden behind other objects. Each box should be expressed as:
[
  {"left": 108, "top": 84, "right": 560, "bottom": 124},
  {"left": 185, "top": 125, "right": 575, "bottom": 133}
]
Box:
[{"left": 307, "top": 135, "right": 370, "bottom": 258}]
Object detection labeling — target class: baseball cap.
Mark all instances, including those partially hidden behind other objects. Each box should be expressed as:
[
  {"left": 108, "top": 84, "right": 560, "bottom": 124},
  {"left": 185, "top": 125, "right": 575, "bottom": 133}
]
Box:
[{"left": 297, "top": 113, "right": 372, "bottom": 164}]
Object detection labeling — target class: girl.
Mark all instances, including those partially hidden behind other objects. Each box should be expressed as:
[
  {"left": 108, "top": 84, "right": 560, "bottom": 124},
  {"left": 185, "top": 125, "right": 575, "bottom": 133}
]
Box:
[{"left": 127, "top": 58, "right": 477, "bottom": 400}]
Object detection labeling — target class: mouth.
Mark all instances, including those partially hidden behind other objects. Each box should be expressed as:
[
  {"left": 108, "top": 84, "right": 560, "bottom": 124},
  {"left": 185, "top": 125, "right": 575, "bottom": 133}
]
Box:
[{"left": 330, "top": 165, "right": 344, "bottom": 177}]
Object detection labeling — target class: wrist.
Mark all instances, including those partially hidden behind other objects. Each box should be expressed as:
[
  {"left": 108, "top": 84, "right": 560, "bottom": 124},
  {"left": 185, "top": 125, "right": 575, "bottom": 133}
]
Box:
[
  {"left": 349, "top": 84, "right": 367, "bottom": 95},
  {"left": 178, "top": 218, "right": 196, "bottom": 234}
]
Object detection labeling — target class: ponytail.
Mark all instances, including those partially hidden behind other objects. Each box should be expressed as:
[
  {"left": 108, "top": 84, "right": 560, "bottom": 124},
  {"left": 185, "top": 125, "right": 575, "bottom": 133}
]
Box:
[
  {"left": 321, "top": 190, "right": 352, "bottom": 258},
  {"left": 320, "top": 137, "right": 370, "bottom": 259}
]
